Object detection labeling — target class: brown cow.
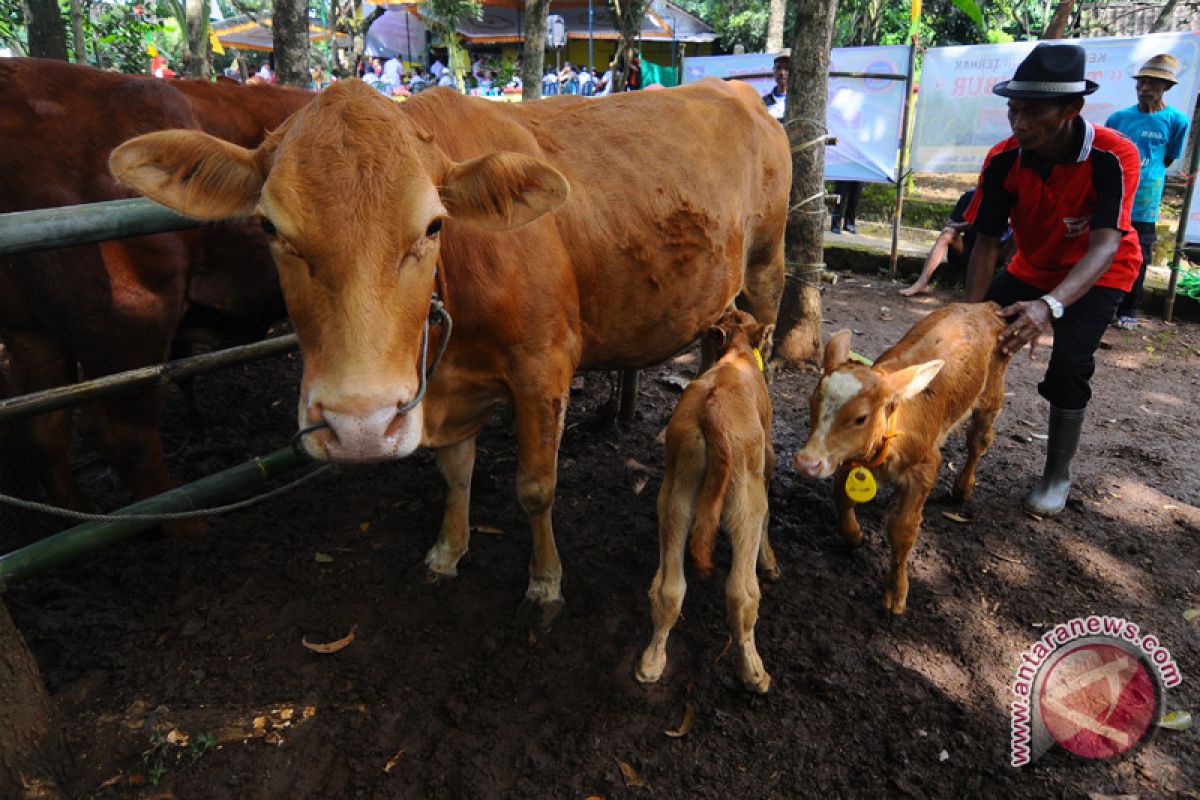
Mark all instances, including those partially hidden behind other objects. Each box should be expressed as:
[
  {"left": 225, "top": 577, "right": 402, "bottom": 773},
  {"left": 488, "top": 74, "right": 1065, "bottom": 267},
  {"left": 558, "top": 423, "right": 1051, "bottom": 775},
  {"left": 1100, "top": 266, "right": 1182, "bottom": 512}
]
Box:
[
  {"left": 792, "top": 303, "right": 1011, "bottom": 615},
  {"left": 110, "top": 78, "right": 788, "bottom": 624},
  {"left": 0, "top": 59, "right": 310, "bottom": 527},
  {"left": 636, "top": 309, "right": 777, "bottom": 692}
]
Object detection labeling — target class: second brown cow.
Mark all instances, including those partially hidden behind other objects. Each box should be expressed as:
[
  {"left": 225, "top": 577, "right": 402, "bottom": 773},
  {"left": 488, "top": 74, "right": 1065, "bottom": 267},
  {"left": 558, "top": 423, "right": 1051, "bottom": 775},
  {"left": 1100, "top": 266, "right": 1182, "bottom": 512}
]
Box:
[{"left": 793, "top": 303, "right": 1011, "bottom": 615}]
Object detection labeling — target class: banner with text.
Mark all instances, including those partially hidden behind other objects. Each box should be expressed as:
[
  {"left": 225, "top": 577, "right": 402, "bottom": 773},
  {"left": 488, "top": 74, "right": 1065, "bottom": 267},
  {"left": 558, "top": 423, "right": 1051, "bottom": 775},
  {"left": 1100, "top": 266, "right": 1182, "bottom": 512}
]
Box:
[
  {"left": 1187, "top": 179, "right": 1200, "bottom": 244},
  {"left": 912, "top": 32, "right": 1200, "bottom": 175},
  {"left": 682, "top": 45, "right": 911, "bottom": 183}
]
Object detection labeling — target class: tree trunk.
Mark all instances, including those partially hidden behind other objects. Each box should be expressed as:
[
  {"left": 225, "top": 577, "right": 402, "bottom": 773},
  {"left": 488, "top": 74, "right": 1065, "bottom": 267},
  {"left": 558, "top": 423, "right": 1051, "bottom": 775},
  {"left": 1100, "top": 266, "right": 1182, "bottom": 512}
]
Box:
[
  {"left": 22, "top": 0, "right": 68, "bottom": 61},
  {"left": 522, "top": 0, "right": 551, "bottom": 101},
  {"left": 68, "top": 0, "right": 87, "bottom": 64},
  {"left": 1042, "top": 0, "right": 1073, "bottom": 39},
  {"left": 273, "top": 0, "right": 311, "bottom": 88},
  {"left": 1150, "top": 0, "right": 1181, "bottom": 32},
  {"left": 184, "top": 0, "right": 210, "bottom": 79},
  {"left": 773, "top": 0, "right": 838, "bottom": 366},
  {"left": 0, "top": 600, "right": 62, "bottom": 798},
  {"left": 765, "top": 0, "right": 786, "bottom": 53},
  {"left": 611, "top": 0, "right": 645, "bottom": 95}
]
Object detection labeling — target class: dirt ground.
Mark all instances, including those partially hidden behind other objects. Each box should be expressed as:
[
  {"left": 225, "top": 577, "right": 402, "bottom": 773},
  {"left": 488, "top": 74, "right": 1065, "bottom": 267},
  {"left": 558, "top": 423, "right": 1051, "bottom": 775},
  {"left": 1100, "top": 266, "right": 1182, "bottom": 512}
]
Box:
[{"left": 2, "top": 274, "right": 1198, "bottom": 799}]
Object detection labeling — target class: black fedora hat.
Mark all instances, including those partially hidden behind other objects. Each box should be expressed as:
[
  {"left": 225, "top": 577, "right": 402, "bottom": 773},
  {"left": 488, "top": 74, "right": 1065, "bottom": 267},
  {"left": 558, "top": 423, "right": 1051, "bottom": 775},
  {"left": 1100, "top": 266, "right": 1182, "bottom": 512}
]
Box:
[{"left": 993, "top": 43, "right": 1099, "bottom": 99}]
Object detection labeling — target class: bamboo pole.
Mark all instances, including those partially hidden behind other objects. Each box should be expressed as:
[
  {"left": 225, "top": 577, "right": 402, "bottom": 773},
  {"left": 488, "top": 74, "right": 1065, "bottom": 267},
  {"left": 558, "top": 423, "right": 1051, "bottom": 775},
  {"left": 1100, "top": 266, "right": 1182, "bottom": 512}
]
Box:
[
  {"left": 0, "top": 198, "right": 205, "bottom": 257},
  {"left": 888, "top": 36, "right": 919, "bottom": 276}
]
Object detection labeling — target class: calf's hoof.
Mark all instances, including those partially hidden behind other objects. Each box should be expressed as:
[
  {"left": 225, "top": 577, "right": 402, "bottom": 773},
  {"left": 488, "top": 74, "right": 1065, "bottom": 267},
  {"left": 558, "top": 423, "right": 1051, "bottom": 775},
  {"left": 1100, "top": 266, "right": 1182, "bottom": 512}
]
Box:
[
  {"left": 635, "top": 648, "right": 665, "bottom": 684},
  {"left": 516, "top": 596, "right": 565, "bottom": 633},
  {"left": 758, "top": 563, "right": 782, "bottom": 584},
  {"left": 840, "top": 527, "right": 864, "bottom": 547},
  {"left": 882, "top": 588, "right": 908, "bottom": 616},
  {"left": 950, "top": 483, "right": 974, "bottom": 503},
  {"left": 741, "top": 670, "right": 771, "bottom": 694}
]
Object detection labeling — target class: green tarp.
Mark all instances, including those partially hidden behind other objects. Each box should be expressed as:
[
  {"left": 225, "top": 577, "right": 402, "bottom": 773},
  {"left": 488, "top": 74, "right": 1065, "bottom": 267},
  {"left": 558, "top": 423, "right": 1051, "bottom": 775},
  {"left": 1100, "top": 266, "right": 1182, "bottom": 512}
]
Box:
[{"left": 640, "top": 58, "right": 678, "bottom": 88}]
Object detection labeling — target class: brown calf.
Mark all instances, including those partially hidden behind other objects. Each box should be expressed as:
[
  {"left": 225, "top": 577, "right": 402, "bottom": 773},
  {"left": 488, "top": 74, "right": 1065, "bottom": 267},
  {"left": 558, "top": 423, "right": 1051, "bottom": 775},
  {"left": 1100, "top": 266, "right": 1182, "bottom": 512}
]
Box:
[
  {"left": 793, "top": 303, "right": 1010, "bottom": 615},
  {"left": 637, "top": 310, "right": 778, "bottom": 693}
]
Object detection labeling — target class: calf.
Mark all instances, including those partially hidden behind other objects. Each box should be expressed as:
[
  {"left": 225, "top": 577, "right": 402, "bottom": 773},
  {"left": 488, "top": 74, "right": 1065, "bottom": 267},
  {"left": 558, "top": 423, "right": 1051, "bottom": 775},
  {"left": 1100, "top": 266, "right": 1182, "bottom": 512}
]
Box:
[
  {"left": 637, "top": 310, "right": 778, "bottom": 693},
  {"left": 793, "top": 302, "right": 1010, "bottom": 615}
]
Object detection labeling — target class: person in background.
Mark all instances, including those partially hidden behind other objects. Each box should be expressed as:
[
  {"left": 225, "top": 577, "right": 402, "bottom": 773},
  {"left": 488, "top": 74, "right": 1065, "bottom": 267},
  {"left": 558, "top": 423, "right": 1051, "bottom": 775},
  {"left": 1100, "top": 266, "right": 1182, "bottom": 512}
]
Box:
[
  {"left": 594, "top": 62, "right": 615, "bottom": 96},
  {"left": 257, "top": 61, "right": 274, "bottom": 82},
  {"left": 625, "top": 52, "right": 642, "bottom": 91},
  {"left": 761, "top": 50, "right": 789, "bottom": 121},
  {"left": 578, "top": 66, "right": 594, "bottom": 96},
  {"left": 900, "top": 188, "right": 1014, "bottom": 296},
  {"left": 558, "top": 61, "right": 578, "bottom": 94},
  {"left": 437, "top": 69, "right": 456, "bottom": 89},
  {"left": 382, "top": 55, "right": 403, "bottom": 94},
  {"left": 542, "top": 68, "right": 559, "bottom": 96},
  {"left": 830, "top": 181, "right": 862, "bottom": 234},
  {"left": 429, "top": 58, "right": 446, "bottom": 79},
  {"left": 1104, "top": 53, "right": 1191, "bottom": 329},
  {"left": 964, "top": 43, "right": 1142, "bottom": 517}
]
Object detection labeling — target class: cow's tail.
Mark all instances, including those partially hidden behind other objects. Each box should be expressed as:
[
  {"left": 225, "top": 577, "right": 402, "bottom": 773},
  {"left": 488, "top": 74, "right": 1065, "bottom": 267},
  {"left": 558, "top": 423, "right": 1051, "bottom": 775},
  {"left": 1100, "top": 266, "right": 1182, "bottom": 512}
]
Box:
[{"left": 689, "top": 403, "right": 733, "bottom": 579}]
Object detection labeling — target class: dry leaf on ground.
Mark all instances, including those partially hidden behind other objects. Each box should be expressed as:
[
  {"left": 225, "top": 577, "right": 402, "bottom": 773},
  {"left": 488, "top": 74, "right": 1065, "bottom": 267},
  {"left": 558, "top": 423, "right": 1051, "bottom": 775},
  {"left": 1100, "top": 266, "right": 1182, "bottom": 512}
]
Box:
[
  {"left": 616, "top": 759, "right": 645, "bottom": 787},
  {"left": 665, "top": 703, "right": 695, "bottom": 738},
  {"left": 302, "top": 625, "right": 358, "bottom": 654}
]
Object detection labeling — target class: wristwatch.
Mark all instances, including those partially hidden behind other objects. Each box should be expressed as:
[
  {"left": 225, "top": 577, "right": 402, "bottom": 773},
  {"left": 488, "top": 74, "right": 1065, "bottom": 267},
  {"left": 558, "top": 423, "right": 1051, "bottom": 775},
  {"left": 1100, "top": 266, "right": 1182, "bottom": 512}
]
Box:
[{"left": 1040, "top": 294, "right": 1064, "bottom": 319}]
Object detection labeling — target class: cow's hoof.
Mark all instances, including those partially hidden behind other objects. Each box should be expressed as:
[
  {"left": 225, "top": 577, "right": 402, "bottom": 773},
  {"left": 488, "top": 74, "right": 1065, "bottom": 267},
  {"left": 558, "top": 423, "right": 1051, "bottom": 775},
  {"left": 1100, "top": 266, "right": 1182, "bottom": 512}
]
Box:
[
  {"left": 636, "top": 649, "right": 665, "bottom": 684},
  {"left": 759, "top": 564, "right": 782, "bottom": 583},
  {"left": 421, "top": 567, "right": 455, "bottom": 586},
  {"left": 950, "top": 485, "right": 973, "bottom": 504},
  {"left": 516, "top": 596, "right": 564, "bottom": 633},
  {"left": 741, "top": 671, "right": 771, "bottom": 694},
  {"left": 840, "top": 528, "right": 864, "bottom": 547}
]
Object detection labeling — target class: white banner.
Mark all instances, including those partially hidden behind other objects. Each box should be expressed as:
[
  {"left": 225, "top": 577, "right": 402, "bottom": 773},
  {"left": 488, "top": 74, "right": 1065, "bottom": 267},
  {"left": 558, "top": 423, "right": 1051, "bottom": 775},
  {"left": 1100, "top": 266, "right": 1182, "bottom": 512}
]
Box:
[
  {"left": 682, "top": 45, "right": 911, "bottom": 183},
  {"left": 912, "top": 32, "right": 1200, "bottom": 174}
]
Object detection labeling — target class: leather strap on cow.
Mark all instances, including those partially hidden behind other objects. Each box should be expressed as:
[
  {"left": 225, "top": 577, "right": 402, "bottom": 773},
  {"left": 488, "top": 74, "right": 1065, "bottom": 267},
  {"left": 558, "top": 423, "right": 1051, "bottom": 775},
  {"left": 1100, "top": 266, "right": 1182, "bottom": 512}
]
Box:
[{"left": 850, "top": 407, "right": 900, "bottom": 470}]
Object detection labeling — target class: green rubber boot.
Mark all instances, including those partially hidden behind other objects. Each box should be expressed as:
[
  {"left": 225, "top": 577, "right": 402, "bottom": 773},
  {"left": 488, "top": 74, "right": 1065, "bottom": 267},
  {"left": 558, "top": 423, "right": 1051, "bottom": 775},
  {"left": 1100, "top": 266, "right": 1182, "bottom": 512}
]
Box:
[{"left": 1023, "top": 405, "right": 1086, "bottom": 517}]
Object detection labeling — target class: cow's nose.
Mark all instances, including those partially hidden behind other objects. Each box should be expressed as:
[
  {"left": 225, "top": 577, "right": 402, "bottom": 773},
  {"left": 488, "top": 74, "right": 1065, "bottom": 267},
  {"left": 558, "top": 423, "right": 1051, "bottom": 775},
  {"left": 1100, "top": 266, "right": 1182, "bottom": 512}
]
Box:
[
  {"left": 793, "top": 452, "right": 823, "bottom": 478},
  {"left": 311, "top": 404, "right": 408, "bottom": 462}
]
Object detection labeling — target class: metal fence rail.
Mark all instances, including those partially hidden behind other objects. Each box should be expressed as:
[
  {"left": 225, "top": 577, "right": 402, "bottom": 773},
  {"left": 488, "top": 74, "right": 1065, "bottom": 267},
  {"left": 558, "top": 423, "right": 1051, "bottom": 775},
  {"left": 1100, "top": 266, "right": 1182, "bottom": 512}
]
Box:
[{"left": 0, "top": 197, "right": 208, "bottom": 257}]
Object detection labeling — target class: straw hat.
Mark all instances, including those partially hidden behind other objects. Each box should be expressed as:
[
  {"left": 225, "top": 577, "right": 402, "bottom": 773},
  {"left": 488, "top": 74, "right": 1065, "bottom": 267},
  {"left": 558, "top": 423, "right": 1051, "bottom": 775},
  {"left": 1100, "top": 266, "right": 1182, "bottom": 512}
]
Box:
[
  {"left": 1133, "top": 53, "right": 1180, "bottom": 85},
  {"left": 773, "top": 49, "right": 790, "bottom": 66}
]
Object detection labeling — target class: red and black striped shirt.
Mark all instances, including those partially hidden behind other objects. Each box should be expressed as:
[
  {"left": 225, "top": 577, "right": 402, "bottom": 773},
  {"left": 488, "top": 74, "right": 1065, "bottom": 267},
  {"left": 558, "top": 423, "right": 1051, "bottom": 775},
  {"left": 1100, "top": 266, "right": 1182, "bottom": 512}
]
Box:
[{"left": 966, "top": 119, "right": 1141, "bottom": 293}]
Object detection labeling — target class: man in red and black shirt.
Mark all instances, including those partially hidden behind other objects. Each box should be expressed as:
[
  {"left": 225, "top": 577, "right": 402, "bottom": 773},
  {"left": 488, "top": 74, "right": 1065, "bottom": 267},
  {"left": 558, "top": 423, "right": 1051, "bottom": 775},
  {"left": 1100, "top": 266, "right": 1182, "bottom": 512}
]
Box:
[{"left": 965, "top": 43, "right": 1141, "bottom": 517}]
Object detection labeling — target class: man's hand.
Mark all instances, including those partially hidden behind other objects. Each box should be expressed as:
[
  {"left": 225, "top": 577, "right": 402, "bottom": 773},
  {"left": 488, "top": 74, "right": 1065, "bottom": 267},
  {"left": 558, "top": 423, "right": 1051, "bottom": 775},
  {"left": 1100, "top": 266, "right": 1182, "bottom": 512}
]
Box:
[{"left": 997, "top": 299, "right": 1053, "bottom": 357}]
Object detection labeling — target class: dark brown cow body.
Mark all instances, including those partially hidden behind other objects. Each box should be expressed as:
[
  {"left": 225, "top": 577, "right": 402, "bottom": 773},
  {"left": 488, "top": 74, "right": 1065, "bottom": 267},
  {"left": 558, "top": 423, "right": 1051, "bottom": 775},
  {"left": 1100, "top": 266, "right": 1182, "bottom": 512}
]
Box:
[
  {"left": 0, "top": 59, "right": 310, "bottom": 523},
  {"left": 110, "top": 78, "right": 789, "bottom": 622}
]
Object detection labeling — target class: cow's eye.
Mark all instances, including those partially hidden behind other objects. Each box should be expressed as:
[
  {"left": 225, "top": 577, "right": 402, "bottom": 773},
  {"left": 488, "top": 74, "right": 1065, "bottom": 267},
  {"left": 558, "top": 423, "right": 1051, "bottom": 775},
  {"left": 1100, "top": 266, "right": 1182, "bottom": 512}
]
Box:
[
  {"left": 260, "top": 218, "right": 277, "bottom": 235},
  {"left": 426, "top": 218, "right": 442, "bottom": 237},
  {"left": 854, "top": 415, "right": 868, "bottom": 426}
]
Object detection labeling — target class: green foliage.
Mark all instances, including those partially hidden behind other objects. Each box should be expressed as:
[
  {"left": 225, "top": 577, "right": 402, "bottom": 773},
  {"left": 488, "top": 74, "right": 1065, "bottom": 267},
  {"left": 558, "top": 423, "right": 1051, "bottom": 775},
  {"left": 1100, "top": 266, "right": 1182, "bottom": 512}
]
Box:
[
  {"left": 675, "top": 0, "right": 767, "bottom": 53},
  {"left": 142, "top": 729, "right": 218, "bottom": 787},
  {"left": 0, "top": 0, "right": 25, "bottom": 54}
]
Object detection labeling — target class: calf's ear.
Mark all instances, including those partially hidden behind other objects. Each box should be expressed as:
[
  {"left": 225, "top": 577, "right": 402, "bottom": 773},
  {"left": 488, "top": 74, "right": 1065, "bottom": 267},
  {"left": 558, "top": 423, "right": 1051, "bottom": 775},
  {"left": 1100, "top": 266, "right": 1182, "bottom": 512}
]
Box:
[
  {"left": 110, "top": 130, "right": 264, "bottom": 220},
  {"left": 441, "top": 152, "right": 570, "bottom": 231},
  {"left": 823, "top": 329, "right": 853, "bottom": 374},
  {"left": 883, "top": 359, "right": 944, "bottom": 401}
]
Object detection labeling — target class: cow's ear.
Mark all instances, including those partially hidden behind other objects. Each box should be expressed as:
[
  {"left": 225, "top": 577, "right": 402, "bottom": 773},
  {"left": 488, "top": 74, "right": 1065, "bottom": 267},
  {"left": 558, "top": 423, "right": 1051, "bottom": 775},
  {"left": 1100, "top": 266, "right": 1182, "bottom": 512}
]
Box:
[
  {"left": 823, "top": 329, "right": 853, "bottom": 374},
  {"left": 110, "top": 130, "right": 264, "bottom": 220},
  {"left": 440, "top": 152, "right": 569, "bottom": 231},
  {"left": 754, "top": 323, "right": 775, "bottom": 357},
  {"left": 706, "top": 324, "right": 729, "bottom": 351},
  {"left": 883, "top": 359, "right": 944, "bottom": 401}
]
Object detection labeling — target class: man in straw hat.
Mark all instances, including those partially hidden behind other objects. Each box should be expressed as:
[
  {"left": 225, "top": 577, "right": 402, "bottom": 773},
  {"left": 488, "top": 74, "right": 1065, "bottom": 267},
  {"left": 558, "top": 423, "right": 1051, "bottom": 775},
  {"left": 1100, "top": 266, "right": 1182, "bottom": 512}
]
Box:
[
  {"left": 964, "top": 43, "right": 1143, "bottom": 517},
  {"left": 1105, "top": 53, "right": 1191, "bottom": 329}
]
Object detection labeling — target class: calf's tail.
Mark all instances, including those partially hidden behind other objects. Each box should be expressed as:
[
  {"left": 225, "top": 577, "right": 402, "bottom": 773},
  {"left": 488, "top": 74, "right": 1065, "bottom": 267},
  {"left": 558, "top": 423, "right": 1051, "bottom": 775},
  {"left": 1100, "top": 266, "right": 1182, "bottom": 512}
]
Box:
[{"left": 689, "top": 408, "right": 734, "bottom": 579}]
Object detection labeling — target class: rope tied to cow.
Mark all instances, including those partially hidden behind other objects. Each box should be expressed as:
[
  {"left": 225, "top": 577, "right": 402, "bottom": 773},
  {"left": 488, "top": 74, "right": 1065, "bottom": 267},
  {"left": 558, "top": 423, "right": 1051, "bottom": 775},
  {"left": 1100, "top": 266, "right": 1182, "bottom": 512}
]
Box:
[{"left": 0, "top": 463, "right": 332, "bottom": 523}]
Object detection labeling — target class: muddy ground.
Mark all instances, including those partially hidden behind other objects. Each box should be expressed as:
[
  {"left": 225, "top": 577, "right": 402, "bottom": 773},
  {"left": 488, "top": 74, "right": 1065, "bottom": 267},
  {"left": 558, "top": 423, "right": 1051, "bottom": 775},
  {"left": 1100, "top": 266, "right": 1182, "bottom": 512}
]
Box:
[{"left": 2, "top": 274, "right": 1198, "bottom": 799}]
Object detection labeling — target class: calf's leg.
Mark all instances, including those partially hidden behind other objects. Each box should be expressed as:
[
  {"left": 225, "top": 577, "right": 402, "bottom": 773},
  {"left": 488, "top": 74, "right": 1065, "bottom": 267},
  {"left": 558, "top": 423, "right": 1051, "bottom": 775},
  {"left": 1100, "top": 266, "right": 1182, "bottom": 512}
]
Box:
[
  {"left": 637, "top": 456, "right": 698, "bottom": 685},
  {"left": 833, "top": 464, "right": 863, "bottom": 546},
  {"left": 757, "top": 442, "right": 780, "bottom": 582},
  {"left": 883, "top": 459, "right": 938, "bottom": 615},
  {"left": 426, "top": 437, "right": 477, "bottom": 580},
  {"left": 953, "top": 363, "right": 1006, "bottom": 502},
  {"left": 726, "top": 477, "right": 770, "bottom": 693}
]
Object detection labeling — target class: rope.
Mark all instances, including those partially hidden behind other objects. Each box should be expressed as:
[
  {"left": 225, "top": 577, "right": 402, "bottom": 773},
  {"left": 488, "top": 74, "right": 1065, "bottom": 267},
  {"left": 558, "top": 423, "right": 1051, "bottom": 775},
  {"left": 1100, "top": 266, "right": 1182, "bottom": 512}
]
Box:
[
  {"left": 789, "top": 191, "right": 831, "bottom": 216},
  {"left": 0, "top": 464, "right": 332, "bottom": 523},
  {"left": 785, "top": 261, "right": 827, "bottom": 289}
]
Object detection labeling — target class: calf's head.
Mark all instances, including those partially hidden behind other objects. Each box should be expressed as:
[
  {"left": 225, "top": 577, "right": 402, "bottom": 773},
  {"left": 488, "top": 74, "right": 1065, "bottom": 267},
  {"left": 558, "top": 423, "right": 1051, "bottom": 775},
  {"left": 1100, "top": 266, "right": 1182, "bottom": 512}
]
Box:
[
  {"left": 793, "top": 329, "right": 943, "bottom": 479},
  {"left": 706, "top": 308, "right": 774, "bottom": 367},
  {"left": 110, "top": 81, "right": 569, "bottom": 462}
]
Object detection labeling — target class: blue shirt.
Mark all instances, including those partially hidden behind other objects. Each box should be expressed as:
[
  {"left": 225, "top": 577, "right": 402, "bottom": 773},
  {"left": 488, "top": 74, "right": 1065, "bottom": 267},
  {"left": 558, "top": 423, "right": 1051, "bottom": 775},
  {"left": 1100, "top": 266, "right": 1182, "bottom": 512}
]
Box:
[{"left": 1105, "top": 104, "right": 1190, "bottom": 222}]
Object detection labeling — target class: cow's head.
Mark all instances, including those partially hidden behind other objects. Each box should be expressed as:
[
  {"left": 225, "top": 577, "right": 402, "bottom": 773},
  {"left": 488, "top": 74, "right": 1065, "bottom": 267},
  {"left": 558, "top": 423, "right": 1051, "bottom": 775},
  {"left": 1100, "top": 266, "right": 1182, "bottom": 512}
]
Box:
[
  {"left": 110, "top": 81, "right": 569, "bottom": 462},
  {"left": 793, "top": 329, "right": 943, "bottom": 479},
  {"left": 706, "top": 308, "right": 774, "bottom": 366}
]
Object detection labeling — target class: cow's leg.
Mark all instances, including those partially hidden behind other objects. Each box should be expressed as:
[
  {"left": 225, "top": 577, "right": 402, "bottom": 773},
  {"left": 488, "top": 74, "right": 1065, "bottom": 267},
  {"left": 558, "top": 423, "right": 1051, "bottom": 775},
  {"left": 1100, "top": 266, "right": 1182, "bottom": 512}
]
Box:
[
  {"left": 833, "top": 464, "right": 863, "bottom": 546},
  {"left": 0, "top": 331, "right": 87, "bottom": 509},
  {"left": 757, "top": 441, "right": 780, "bottom": 582},
  {"left": 741, "top": 237, "right": 786, "bottom": 328},
  {"left": 726, "top": 478, "right": 770, "bottom": 693},
  {"left": 637, "top": 461, "right": 694, "bottom": 685},
  {"left": 953, "top": 367, "right": 1007, "bottom": 502},
  {"left": 883, "top": 459, "right": 938, "bottom": 615},
  {"left": 426, "top": 437, "right": 476, "bottom": 580},
  {"left": 513, "top": 381, "right": 571, "bottom": 628}
]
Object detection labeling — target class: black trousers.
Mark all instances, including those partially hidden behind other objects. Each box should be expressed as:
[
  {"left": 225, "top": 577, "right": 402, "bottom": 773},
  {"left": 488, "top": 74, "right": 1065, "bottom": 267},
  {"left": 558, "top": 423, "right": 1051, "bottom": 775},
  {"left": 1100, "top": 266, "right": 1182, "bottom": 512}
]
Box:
[
  {"left": 832, "top": 181, "right": 862, "bottom": 227},
  {"left": 1116, "top": 221, "right": 1157, "bottom": 318},
  {"left": 986, "top": 271, "right": 1123, "bottom": 411}
]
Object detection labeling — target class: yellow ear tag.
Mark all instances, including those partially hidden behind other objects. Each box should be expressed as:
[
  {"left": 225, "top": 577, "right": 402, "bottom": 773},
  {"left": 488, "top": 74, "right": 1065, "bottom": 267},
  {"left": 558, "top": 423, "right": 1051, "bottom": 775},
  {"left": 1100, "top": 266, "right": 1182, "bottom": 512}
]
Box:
[
  {"left": 753, "top": 348, "right": 764, "bottom": 372},
  {"left": 844, "top": 467, "right": 877, "bottom": 503}
]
